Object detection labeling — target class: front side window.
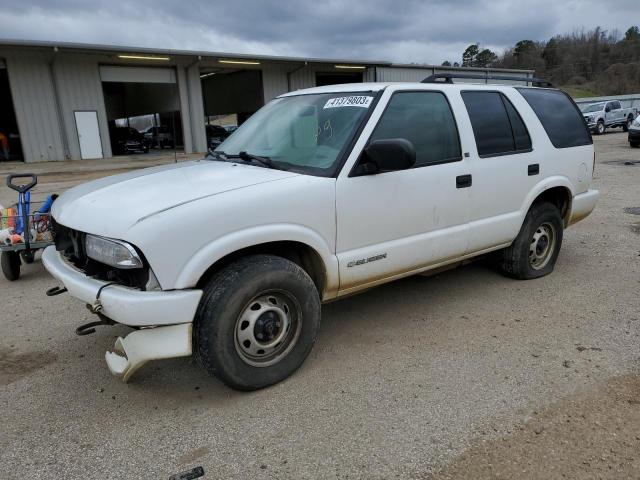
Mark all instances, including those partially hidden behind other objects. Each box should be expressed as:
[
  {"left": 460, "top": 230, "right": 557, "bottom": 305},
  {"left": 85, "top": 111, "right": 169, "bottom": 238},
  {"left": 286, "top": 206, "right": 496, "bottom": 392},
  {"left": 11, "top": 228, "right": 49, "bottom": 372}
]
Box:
[
  {"left": 368, "top": 91, "right": 461, "bottom": 167},
  {"left": 516, "top": 88, "right": 592, "bottom": 149},
  {"left": 462, "top": 91, "right": 532, "bottom": 157},
  {"left": 216, "top": 92, "right": 376, "bottom": 176}
]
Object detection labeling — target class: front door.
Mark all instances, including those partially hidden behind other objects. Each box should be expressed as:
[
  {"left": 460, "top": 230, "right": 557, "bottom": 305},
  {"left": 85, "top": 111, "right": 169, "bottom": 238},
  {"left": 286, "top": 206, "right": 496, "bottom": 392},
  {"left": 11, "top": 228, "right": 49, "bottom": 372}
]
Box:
[
  {"left": 74, "top": 111, "right": 103, "bottom": 159},
  {"left": 336, "top": 90, "right": 471, "bottom": 294}
]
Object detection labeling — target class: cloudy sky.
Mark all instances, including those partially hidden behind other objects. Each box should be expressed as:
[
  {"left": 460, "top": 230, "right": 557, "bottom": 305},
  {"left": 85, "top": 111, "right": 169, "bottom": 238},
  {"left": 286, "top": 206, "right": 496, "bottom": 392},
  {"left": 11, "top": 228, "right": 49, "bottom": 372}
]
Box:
[{"left": 0, "top": 0, "right": 637, "bottom": 64}]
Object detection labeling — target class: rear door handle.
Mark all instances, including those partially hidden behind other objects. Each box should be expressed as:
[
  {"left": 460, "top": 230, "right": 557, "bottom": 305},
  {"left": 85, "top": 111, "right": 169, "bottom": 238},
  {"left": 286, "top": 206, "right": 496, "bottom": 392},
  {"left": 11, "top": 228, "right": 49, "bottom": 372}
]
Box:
[
  {"left": 456, "top": 174, "right": 472, "bottom": 188},
  {"left": 528, "top": 164, "right": 540, "bottom": 176}
]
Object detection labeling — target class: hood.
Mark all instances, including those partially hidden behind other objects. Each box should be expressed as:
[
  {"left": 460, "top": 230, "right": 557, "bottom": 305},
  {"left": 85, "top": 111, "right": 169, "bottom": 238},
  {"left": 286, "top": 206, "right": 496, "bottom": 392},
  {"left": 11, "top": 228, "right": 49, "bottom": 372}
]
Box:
[{"left": 52, "top": 160, "right": 299, "bottom": 238}]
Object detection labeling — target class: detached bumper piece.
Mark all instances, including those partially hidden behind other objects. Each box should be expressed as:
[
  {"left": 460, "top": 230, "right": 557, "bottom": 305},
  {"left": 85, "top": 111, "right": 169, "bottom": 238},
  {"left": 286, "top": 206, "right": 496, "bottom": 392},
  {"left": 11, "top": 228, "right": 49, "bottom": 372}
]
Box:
[{"left": 105, "top": 323, "right": 192, "bottom": 382}]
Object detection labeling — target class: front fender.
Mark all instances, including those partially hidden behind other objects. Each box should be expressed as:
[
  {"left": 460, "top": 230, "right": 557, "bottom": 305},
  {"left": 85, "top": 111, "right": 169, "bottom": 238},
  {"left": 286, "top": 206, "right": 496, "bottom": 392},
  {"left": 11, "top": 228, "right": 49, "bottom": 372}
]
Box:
[{"left": 173, "top": 223, "right": 339, "bottom": 297}]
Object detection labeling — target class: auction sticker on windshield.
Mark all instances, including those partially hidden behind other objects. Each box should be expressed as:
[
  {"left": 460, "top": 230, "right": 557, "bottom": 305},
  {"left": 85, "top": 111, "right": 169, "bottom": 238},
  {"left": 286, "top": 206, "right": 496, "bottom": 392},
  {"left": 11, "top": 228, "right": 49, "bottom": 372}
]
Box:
[{"left": 324, "top": 96, "right": 373, "bottom": 109}]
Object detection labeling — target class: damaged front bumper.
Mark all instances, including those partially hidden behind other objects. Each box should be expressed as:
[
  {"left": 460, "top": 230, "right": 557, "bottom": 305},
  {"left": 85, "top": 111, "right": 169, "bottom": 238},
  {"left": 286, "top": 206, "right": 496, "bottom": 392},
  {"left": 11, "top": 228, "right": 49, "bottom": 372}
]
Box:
[{"left": 42, "top": 246, "right": 202, "bottom": 381}]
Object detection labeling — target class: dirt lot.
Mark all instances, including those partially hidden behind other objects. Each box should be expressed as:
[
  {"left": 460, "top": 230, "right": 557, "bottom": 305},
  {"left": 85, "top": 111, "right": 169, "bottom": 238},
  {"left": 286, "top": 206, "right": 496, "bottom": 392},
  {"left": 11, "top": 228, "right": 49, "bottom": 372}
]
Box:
[{"left": 0, "top": 132, "right": 639, "bottom": 479}]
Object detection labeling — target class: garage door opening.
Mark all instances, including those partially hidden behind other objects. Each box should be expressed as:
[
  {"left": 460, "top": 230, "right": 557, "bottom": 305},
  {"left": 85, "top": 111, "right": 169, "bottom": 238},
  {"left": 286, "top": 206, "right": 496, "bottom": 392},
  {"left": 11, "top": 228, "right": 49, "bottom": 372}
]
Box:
[
  {"left": 316, "top": 71, "right": 363, "bottom": 87},
  {"left": 0, "top": 64, "right": 23, "bottom": 161},
  {"left": 201, "top": 69, "right": 263, "bottom": 150},
  {"left": 101, "top": 66, "right": 182, "bottom": 158}
]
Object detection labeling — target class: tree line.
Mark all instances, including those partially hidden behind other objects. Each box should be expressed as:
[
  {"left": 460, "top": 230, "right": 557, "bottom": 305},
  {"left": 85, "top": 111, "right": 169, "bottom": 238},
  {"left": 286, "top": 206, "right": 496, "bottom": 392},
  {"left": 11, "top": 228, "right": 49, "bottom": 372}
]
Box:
[{"left": 442, "top": 26, "right": 640, "bottom": 95}]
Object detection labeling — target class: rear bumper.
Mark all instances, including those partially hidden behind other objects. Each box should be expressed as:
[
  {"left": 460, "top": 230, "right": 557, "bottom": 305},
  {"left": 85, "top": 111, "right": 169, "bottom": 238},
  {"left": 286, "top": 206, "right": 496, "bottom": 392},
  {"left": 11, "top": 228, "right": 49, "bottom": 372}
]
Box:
[
  {"left": 42, "top": 246, "right": 202, "bottom": 327},
  {"left": 568, "top": 189, "right": 599, "bottom": 226}
]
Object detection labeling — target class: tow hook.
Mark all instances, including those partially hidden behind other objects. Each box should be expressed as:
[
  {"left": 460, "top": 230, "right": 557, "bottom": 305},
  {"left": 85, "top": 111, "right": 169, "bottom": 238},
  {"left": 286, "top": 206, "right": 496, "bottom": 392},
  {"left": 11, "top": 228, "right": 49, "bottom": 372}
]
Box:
[
  {"left": 46, "top": 286, "right": 67, "bottom": 296},
  {"left": 76, "top": 309, "right": 115, "bottom": 336}
]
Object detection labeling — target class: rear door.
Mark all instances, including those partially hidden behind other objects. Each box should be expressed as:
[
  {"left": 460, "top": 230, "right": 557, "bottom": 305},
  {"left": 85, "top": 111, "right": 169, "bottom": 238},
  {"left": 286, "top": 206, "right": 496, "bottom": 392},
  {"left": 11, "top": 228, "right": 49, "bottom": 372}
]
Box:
[
  {"left": 335, "top": 88, "right": 471, "bottom": 293},
  {"left": 460, "top": 90, "right": 536, "bottom": 253}
]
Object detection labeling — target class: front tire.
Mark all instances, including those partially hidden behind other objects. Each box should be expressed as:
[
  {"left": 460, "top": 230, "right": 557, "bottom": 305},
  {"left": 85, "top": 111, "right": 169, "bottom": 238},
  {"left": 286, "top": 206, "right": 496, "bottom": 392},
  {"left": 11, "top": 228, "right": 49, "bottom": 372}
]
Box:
[
  {"left": 595, "top": 120, "right": 605, "bottom": 135},
  {"left": 631, "top": 142, "right": 640, "bottom": 148},
  {"left": 194, "top": 254, "right": 321, "bottom": 391},
  {"left": 1, "top": 251, "right": 21, "bottom": 281},
  {"left": 497, "top": 202, "right": 563, "bottom": 280}
]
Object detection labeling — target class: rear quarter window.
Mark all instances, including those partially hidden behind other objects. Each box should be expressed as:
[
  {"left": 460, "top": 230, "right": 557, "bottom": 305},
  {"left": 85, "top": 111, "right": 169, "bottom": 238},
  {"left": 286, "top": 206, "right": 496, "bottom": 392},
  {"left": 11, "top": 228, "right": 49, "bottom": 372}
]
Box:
[{"left": 516, "top": 88, "right": 592, "bottom": 149}]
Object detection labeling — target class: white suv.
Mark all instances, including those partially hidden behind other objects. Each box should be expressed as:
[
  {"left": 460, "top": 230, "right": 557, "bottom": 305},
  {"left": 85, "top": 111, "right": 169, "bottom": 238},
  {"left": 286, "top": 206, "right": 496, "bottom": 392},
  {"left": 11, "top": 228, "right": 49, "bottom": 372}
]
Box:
[{"left": 43, "top": 77, "right": 599, "bottom": 390}]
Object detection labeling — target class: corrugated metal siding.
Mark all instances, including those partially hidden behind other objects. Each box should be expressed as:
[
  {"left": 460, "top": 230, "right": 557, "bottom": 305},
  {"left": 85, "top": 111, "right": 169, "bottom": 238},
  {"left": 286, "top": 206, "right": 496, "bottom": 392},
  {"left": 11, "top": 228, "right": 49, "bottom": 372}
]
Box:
[
  {"left": 262, "top": 64, "right": 290, "bottom": 102},
  {"left": 377, "top": 67, "right": 435, "bottom": 82},
  {"left": 3, "top": 51, "right": 65, "bottom": 162},
  {"left": 288, "top": 65, "right": 318, "bottom": 91},
  {"left": 53, "top": 54, "right": 112, "bottom": 159}
]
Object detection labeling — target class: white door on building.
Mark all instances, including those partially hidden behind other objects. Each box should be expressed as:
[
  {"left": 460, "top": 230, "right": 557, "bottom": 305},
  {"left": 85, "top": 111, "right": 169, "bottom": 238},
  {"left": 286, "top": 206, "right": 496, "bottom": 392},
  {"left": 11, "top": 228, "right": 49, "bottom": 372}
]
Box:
[{"left": 74, "top": 111, "right": 103, "bottom": 159}]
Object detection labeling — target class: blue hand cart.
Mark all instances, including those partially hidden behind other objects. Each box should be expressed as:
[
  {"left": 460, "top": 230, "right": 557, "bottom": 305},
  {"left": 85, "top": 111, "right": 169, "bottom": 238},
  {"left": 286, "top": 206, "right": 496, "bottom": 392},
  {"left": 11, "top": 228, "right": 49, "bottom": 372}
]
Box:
[{"left": 1, "top": 173, "right": 55, "bottom": 281}]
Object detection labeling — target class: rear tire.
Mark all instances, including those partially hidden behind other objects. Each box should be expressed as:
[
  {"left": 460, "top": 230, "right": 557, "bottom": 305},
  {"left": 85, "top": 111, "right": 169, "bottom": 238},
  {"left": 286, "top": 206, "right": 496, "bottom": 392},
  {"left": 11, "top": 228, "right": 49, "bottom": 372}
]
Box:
[
  {"left": 623, "top": 115, "right": 633, "bottom": 132},
  {"left": 1, "top": 251, "right": 21, "bottom": 281},
  {"left": 194, "top": 254, "right": 321, "bottom": 391},
  {"left": 497, "top": 202, "right": 563, "bottom": 280}
]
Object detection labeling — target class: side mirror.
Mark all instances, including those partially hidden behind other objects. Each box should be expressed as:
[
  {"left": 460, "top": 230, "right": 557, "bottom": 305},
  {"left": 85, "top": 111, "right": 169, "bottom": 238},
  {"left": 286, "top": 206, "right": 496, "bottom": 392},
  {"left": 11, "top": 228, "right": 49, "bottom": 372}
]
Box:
[
  {"left": 356, "top": 138, "right": 416, "bottom": 175},
  {"left": 605, "top": 106, "right": 611, "bottom": 113}
]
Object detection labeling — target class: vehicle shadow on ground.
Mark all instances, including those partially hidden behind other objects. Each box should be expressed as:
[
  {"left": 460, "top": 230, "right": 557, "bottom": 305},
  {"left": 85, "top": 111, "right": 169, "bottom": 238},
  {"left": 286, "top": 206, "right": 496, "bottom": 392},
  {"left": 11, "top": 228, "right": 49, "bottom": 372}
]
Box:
[{"left": 128, "top": 260, "right": 507, "bottom": 398}]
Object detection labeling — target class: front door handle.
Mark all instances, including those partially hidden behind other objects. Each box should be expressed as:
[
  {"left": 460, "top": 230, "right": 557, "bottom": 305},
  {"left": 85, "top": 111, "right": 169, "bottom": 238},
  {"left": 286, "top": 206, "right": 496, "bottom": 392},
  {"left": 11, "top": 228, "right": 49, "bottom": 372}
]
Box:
[
  {"left": 528, "top": 164, "right": 540, "bottom": 176},
  {"left": 456, "top": 174, "right": 472, "bottom": 188}
]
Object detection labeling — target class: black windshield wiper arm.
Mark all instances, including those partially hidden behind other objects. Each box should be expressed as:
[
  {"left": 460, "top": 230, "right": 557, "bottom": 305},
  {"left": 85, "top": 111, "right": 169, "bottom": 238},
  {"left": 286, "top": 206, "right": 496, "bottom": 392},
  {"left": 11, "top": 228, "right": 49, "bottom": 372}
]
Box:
[
  {"left": 227, "top": 151, "right": 283, "bottom": 170},
  {"left": 206, "top": 149, "right": 228, "bottom": 161}
]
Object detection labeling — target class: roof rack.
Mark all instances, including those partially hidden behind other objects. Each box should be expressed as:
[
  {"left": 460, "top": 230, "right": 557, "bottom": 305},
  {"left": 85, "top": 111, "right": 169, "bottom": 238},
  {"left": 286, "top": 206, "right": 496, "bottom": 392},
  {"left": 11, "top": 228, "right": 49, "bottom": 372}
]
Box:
[{"left": 421, "top": 73, "right": 554, "bottom": 88}]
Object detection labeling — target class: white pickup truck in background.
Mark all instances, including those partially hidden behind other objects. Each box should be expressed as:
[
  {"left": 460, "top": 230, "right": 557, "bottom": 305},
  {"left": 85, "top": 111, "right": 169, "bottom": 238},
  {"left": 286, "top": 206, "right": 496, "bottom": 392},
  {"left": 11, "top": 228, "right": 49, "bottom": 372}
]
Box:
[{"left": 581, "top": 100, "right": 638, "bottom": 135}]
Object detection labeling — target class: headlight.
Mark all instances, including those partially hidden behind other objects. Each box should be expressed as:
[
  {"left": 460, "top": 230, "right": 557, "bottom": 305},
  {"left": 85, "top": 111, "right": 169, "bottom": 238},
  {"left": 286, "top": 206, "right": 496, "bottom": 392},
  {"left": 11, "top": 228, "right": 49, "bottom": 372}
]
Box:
[{"left": 85, "top": 235, "right": 143, "bottom": 269}]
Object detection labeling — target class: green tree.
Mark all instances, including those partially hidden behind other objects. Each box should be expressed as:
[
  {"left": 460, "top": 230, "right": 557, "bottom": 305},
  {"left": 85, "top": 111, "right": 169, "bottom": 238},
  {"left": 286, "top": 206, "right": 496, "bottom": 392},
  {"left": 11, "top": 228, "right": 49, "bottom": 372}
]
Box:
[
  {"left": 462, "top": 44, "right": 479, "bottom": 67},
  {"left": 624, "top": 26, "right": 640, "bottom": 42},
  {"left": 475, "top": 49, "right": 498, "bottom": 67},
  {"left": 514, "top": 40, "right": 536, "bottom": 60},
  {"left": 542, "top": 38, "right": 560, "bottom": 69},
  {"left": 441, "top": 60, "right": 452, "bottom": 66}
]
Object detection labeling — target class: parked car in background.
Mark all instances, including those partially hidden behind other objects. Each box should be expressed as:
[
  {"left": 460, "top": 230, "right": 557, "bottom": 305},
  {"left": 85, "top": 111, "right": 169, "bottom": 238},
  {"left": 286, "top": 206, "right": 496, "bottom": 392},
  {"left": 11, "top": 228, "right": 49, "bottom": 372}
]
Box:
[
  {"left": 142, "top": 126, "right": 174, "bottom": 149},
  {"left": 44, "top": 79, "right": 598, "bottom": 391},
  {"left": 206, "top": 124, "right": 231, "bottom": 149},
  {"left": 581, "top": 101, "right": 638, "bottom": 135},
  {"left": 109, "top": 127, "right": 148, "bottom": 155},
  {"left": 629, "top": 114, "right": 640, "bottom": 148}
]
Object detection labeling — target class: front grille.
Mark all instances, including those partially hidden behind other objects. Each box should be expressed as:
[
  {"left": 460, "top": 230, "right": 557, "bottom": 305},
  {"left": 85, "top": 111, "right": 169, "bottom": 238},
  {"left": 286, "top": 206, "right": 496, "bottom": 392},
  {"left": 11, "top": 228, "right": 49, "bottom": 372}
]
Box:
[{"left": 51, "top": 218, "right": 150, "bottom": 289}]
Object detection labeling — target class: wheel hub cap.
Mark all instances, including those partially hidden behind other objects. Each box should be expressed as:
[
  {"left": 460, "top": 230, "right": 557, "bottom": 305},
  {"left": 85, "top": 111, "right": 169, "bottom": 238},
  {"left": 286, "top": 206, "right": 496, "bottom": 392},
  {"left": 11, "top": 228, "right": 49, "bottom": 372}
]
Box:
[
  {"left": 529, "top": 223, "right": 556, "bottom": 270},
  {"left": 235, "top": 292, "right": 300, "bottom": 367}
]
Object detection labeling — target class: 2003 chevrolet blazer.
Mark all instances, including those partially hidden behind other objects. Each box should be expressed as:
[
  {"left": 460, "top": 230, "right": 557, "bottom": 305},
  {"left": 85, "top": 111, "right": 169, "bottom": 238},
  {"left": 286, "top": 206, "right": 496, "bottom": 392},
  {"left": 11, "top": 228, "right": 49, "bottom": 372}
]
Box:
[{"left": 43, "top": 76, "right": 599, "bottom": 390}]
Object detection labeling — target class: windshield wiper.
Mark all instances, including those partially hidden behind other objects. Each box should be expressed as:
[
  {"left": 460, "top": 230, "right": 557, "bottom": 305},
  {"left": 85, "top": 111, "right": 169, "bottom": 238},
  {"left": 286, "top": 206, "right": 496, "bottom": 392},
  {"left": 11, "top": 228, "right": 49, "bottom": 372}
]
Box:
[
  {"left": 206, "top": 149, "right": 228, "bottom": 161},
  {"left": 227, "top": 151, "right": 285, "bottom": 170}
]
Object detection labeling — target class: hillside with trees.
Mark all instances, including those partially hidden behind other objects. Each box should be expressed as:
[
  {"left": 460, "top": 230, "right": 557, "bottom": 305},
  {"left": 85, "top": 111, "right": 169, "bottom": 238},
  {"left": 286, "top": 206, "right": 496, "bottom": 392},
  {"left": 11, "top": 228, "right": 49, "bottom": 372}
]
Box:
[{"left": 443, "top": 26, "right": 640, "bottom": 97}]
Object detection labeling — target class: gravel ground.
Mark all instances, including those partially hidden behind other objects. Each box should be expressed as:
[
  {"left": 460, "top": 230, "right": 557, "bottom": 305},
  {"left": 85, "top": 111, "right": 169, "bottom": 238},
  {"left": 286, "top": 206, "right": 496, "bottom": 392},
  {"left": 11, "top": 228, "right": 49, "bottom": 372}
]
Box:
[{"left": 0, "top": 132, "right": 639, "bottom": 479}]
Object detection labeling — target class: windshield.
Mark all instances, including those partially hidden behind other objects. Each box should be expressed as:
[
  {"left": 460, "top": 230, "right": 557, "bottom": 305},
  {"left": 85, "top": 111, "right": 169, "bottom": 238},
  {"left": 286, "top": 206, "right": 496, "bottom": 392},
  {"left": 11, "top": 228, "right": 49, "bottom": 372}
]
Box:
[
  {"left": 215, "top": 92, "right": 376, "bottom": 176},
  {"left": 581, "top": 103, "right": 604, "bottom": 113}
]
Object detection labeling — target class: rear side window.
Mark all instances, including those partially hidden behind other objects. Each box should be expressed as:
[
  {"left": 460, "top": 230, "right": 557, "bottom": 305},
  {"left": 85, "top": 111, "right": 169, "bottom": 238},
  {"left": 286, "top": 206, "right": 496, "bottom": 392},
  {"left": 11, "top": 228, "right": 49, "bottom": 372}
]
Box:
[
  {"left": 516, "top": 88, "right": 592, "bottom": 148},
  {"left": 461, "top": 91, "right": 532, "bottom": 157},
  {"left": 369, "top": 91, "right": 461, "bottom": 167}
]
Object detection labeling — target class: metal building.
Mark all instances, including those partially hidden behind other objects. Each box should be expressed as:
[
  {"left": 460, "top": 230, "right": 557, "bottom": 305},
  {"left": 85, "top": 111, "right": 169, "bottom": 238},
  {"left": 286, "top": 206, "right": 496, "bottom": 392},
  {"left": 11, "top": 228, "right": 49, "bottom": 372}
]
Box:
[{"left": 0, "top": 40, "right": 534, "bottom": 163}]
